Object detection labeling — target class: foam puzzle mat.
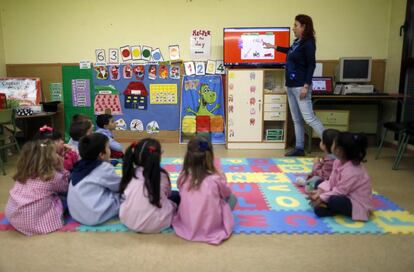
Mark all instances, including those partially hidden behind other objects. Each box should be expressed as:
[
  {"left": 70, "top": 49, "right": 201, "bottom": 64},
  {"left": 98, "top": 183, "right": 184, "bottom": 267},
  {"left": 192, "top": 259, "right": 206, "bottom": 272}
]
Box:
[{"left": 1, "top": 157, "right": 414, "bottom": 235}]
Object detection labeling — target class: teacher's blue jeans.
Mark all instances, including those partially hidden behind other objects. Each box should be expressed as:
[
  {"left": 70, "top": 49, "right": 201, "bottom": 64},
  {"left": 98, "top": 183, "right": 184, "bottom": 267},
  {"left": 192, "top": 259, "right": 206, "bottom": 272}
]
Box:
[{"left": 287, "top": 87, "right": 325, "bottom": 150}]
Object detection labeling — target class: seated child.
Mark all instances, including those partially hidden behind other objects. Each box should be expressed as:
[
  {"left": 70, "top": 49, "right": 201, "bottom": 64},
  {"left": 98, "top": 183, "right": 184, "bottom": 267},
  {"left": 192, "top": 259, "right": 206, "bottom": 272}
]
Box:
[
  {"left": 5, "top": 140, "right": 69, "bottom": 235},
  {"left": 308, "top": 132, "right": 372, "bottom": 221},
  {"left": 296, "top": 129, "right": 339, "bottom": 192},
  {"left": 68, "top": 114, "right": 91, "bottom": 150},
  {"left": 67, "top": 133, "right": 121, "bottom": 225},
  {"left": 68, "top": 119, "right": 94, "bottom": 152},
  {"left": 172, "top": 136, "right": 237, "bottom": 245},
  {"left": 95, "top": 114, "right": 124, "bottom": 158},
  {"left": 33, "top": 125, "right": 78, "bottom": 171},
  {"left": 119, "top": 138, "right": 178, "bottom": 233}
]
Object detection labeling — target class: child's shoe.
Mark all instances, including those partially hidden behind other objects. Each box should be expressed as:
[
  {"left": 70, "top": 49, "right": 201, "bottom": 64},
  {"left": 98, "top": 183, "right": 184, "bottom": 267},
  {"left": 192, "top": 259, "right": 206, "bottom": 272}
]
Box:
[{"left": 296, "top": 176, "right": 307, "bottom": 187}]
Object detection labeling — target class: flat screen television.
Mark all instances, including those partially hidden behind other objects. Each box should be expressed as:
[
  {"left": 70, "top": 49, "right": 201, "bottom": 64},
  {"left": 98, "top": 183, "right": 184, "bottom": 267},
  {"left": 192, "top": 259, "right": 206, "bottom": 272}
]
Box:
[
  {"left": 223, "top": 27, "right": 290, "bottom": 67},
  {"left": 336, "top": 57, "right": 372, "bottom": 83}
]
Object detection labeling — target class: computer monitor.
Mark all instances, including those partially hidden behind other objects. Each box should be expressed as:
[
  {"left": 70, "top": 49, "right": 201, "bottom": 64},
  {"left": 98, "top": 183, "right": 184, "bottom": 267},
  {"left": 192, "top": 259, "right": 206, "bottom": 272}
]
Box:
[{"left": 336, "top": 57, "right": 372, "bottom": 83}]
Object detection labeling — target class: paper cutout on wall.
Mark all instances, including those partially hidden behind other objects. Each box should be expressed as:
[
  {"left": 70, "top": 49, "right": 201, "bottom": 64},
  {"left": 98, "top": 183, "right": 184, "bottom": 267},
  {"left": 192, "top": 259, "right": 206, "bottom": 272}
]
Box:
[
  {"left": 109, "top": 48, "right": 119, "bottom": 64},
  {"left": 95, "top": 66, "right": 108, "bottom": 80},
  {"left": 123, "top": 81, "right": 148, "bottom": 110},
  {"left": 180, "top": 75, "right": 225, "bottom": 143},
  {"left": 109, "top": 65, "right": 120, "bottom": 80},
  {"left": 148, "top": 65, "right": 157, "bottom": 80},
  {"left": 71, "top": 79, "right": 91, "bottom": 107},
  {"left": 159, "top": 65, "right": 168, "bottom": 79},
  {"left": 169, "top": 64, "right": 180, "bottom": 79},
  {"left": 184, "top": 62, "right": 195, "bottom": 75},
  {"left": 146, "top": 121, "right": 160, "bottom": 134},
  {"left": 131, "top": 45, "right": 142, "bottom": 60},
  {"left": 169, "top": 45, "right": 180, "bottom": 60},
  {"left": 150, "top": 84, "right": 178, "bottom": 104},
  {"left": 206, "top": 60, "right": 216, "bottom": 74},
  {"left": 123, "top": 64, "right": 132, "bottom": 79},
  {"left": 94, "top": 85, "right": 122, "bottom": 115},
  {"left": 151, "top": 48, "right": 164, "bottom": 62},
  {"left": 49, "top": 83, "right": 62, "bottom": 102},
  {"left": 130, "top": 119, "right": 144, "bottom": 132},
  {"left": 142, "top": 46, "right": 152, "bottom": 61},
  {"left": 133, "top": 65, "right": 145, "bottom": 80},
  {"left": 195, "top": 62, "right": 206, "bottom": 75},
  {"left": 95, "top": 49, "right": 106, "bottom": 64},
  {"left": 115, "top": 118, "right": 127, "bottom": 130},
  {"left": 120, "top": 45, "right": 132, "bottom": 62}
]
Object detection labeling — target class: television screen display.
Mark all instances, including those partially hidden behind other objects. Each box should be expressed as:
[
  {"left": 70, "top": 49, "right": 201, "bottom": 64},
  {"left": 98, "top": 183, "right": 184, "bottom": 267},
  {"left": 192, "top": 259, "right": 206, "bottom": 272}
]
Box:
[{"left": 224, "top": 27, "right": 290, "bottom": 67}]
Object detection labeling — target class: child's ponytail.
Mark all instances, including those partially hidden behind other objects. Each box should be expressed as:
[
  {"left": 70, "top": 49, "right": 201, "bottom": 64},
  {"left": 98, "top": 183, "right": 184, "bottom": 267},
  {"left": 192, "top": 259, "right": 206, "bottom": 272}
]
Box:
[
  {"left": 119, "top": 142, "right": 137, "bottom": 194},
  {"left": 142, "top": 145, "right": 162, "bottom": 208},
  {"left": 353, "top": 133, "right": 368, "bottom": 163}
]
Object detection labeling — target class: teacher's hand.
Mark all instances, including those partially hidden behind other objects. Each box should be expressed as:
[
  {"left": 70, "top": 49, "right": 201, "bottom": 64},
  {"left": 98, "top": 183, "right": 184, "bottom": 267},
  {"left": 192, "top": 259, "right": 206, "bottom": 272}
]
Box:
[
  {"left": 263, "top": 42, "right": 275, "bottom": 49},
  {"left": 299, "top": 85, "right": 309, "bottom": 100}
]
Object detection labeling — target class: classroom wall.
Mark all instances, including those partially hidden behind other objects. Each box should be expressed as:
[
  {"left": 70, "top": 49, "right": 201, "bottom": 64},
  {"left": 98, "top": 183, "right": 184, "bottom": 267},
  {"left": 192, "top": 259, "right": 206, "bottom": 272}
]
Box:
[
  {"left": 0, "top": 9, "right": 6, "bottom": 77},
  {"left": 0, "top": 0, "right": 396, "bottom": 63}
]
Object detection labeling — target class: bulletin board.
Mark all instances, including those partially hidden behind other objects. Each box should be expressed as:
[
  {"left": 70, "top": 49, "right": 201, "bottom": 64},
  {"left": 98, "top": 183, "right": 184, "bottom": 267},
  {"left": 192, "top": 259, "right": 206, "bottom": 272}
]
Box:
[
  {"left": 62, "top": 65, "right": 95, "bottom": 141},
  {"left": 93, "top": 64, "right": 181, "bottom": 132}
]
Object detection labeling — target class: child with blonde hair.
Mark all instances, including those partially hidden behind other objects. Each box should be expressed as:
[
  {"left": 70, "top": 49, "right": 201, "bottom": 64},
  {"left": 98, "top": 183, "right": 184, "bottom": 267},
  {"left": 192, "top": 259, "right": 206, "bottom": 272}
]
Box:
[
  {"left": 5, "top": 140, "right": 69, "bottom": 235},
  {"left": 172, "top": 136, "right": 236, "bottom": 244},
  {"left": 119, "top": 138, "right": 178, "bottom": 233}
]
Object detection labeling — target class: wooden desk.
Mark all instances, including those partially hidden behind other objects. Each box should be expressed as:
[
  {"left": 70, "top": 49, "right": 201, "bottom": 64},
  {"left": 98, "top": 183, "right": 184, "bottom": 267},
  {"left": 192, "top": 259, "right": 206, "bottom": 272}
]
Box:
[
  {"left": 305, "top": 94, "right": 406, "bottom": 152},
  {"left": 16, "top": 111, "right": 57, "bottom": 140}
]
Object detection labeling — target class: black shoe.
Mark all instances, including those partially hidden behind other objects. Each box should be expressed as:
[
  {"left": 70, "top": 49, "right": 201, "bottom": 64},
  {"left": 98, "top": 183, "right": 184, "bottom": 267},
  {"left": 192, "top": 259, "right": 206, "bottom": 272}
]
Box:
[{"left": 285, "top": 149, "right": 305, "bottom": 157}]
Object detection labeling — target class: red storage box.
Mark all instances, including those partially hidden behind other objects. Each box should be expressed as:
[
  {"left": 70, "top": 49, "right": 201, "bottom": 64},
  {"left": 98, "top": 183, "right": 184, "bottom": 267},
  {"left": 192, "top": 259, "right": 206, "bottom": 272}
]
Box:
[
  {"left": 210, "top": 115, "right": 224, "bottom": 132},
  {"left": 196, "top": 116, "right": 210, "bottom": 132},
  {"left": 0, "top": 93, "right": 6, "bottom": 109}
]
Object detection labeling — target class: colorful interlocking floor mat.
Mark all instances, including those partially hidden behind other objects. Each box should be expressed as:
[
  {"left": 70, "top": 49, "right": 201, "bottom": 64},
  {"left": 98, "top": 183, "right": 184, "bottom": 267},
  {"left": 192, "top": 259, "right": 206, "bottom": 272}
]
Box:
[{"left": 1, "top": 157, "right": 414, "bottom": 234}]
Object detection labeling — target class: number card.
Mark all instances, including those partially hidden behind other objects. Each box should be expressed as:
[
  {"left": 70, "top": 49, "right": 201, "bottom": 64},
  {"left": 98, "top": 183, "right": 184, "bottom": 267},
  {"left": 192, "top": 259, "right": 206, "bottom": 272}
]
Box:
[
  {"left": 206, "top": 60, "right": 216, "bottom": 74},
  {"left": 215, "top": 60, "right": 225, "bottom": 74},
  {"left": 109, "top": 48, "right": 119, "bottom": 64},
  {"left": 120, "top": 45, "right": 132, "bottom": 62},
  {"left": 169, "top": 45, "right": 180, "bottom": 60},
  {"left": 184, "top": 62, "right": 195, "bottom": 76},
  {"left": 195, "top": 62, "right": 206, "bottom": 75},
  {"left": 131, "top": 45, "right": 142, "bottom": 60},
  {"left": 95, "top": 49, "right": 106, "bottom": 64},
  {"left": 150, "top": 84, "right": 178, "bottom": 104}
]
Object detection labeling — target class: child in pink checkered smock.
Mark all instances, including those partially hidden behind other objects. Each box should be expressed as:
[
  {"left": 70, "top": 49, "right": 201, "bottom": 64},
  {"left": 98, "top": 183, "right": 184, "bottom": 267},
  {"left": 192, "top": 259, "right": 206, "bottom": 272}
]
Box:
[{"left": 5, "top": 140, "right": 69, "bottom": 236}]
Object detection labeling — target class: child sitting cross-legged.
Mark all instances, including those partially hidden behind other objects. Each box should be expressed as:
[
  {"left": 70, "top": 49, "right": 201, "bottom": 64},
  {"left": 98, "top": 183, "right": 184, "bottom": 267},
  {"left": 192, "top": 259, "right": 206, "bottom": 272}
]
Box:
[
  {"left": 67, "top": 133, "right": 121, "bottom": 225},
  {"left": 172, "top": 136, "right": 237, "bottom": 245},
  {"left": 119, "top": 138, "right": 179, "bottom": 233},
  {"left": 296, "top": 129, "right": 339, "bottom": 192},
  {"left": 5, "top": 140, "right": 69, "bottom": 235},
  {"left": 307, "top": 132, "right": 373, "bottom": 221}
]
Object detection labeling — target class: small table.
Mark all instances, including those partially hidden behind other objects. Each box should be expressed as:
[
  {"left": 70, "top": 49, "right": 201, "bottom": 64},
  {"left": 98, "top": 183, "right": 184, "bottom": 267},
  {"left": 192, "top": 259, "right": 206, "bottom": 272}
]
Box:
[{"left": 16, "top": 111, "right": 57, "bottom": 140}]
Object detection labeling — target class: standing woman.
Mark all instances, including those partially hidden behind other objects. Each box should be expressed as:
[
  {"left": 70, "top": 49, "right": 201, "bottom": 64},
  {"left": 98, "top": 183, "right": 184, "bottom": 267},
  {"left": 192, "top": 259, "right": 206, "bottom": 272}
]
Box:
[{"left": 264, "top": 14, "right": 324, "bottom": 156}]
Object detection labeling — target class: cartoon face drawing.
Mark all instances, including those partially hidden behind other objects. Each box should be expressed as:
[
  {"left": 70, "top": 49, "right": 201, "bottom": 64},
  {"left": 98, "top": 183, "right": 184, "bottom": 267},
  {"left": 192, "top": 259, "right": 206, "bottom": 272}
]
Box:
[
  {"left": 249, "top": 118, "right": 255, "bottom": 126},
  {"left": 249, "top": 97, "right": 256, "bottom": 106}
]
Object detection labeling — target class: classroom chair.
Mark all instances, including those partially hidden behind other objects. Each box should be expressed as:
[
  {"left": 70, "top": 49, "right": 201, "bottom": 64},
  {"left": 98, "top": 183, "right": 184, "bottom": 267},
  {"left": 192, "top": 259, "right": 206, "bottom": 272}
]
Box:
[
  {"left": 392, "top": 122, "right": 414, "bottom": 170},
  {"left": 375, "top": 121, "right": 407, "bottom": 160},
  {"left": 0, "top": 108, "right": 20, "bottom": 175}
]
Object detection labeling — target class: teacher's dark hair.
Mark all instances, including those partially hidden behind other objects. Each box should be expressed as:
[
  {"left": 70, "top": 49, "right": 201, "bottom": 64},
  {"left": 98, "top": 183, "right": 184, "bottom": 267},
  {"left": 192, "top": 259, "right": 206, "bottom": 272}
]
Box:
[{"left": 295, "top": 14, "right": 315, "bottom": 40}]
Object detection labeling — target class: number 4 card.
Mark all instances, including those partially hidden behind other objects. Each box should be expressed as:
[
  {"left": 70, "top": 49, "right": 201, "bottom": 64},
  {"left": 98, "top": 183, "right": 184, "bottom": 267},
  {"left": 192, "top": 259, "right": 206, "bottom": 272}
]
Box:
[{"left": 215, "top": 60, "right": 225, "bottom": 74}]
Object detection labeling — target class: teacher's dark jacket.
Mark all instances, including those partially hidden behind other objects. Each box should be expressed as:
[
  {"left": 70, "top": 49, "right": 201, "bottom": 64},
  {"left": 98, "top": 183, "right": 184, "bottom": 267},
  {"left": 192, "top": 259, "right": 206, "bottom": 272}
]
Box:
[{"left": 277, "top": 38, "right": 316, "bottom": 88}]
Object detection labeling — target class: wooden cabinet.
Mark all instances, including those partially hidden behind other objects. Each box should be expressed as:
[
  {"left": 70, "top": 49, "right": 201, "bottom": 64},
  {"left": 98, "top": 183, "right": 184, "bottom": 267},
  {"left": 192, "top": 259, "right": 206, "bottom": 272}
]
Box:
[
  {"left": 226, "top": 69, "right": 288, "bottom": 149},
  {"left": 312, "top": 110, "right": 350, "bottom": 137}
]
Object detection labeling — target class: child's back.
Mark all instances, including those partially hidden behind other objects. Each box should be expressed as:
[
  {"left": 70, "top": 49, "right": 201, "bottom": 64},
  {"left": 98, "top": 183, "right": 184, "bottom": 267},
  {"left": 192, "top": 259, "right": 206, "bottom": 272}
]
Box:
[
  {"left": 119, "top": 168, "right": 176, "bottom": 233},
  {"left": 172, "top": 172, "right": 234, "bottom": 244},
  {"left": 67, "top": 133, "right": 121, "bottom": 225},
  {"left": 5, "top": 140, "right": 69, "bottom": 235},
  {"left": 68, "top": 161, "right": 121, "bottom": 225}
]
